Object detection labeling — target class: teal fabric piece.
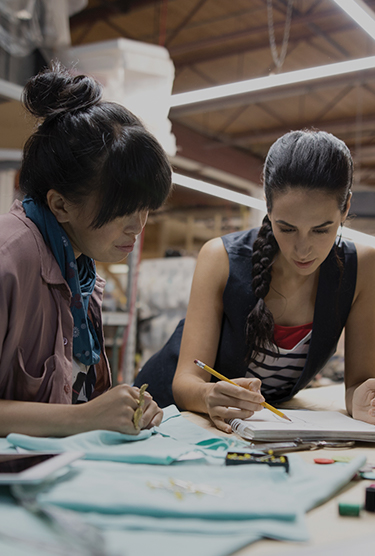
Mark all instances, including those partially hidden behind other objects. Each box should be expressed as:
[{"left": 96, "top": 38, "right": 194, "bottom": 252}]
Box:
[
  {"left": 0, "top": 491, "right": 114, "bottom": 556},
  {"left": 160, "top": 404, "right": 181, "bottom": 422},
  {"left": 0, "top": 452, "right": 365, "bottom": 556},
  {"left": 37, "top": 459, "right": 295, "bottom": 519},
  {"left": 158, "top": 405, "right": 249, "bottom": 454},
  {"left": 6, "top": 430, "right": 218, "bottom": 465},
  {"left": 0, "top": 438, "right": 16, "bottom": 452},
  {"left": 0, "top": 497, "right": 307, "bottom": 556},
  {"left": 36, "top": 454, "right": 366, "bottom": 519},
  {"left": 6, "top": 406, "right": 247, "bottom": 464}
]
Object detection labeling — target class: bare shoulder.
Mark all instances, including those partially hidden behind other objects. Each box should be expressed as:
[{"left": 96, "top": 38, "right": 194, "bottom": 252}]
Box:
[
  {"left": 194, "top": 237, "right": 229, "bottom": 291},
  {"left": 354, "top": 241, "right": 375, "bottom": 296},
  {"left": 199, "top": 236, "right": 227, "bottom": 256},
  {"left": 355, "top": 241, "right": 375, "bottom": 270}
]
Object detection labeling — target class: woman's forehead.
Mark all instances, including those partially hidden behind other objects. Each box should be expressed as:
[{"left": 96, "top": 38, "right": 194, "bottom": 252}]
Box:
[{"left": 270, "top": 189, "right": 341, "bottom": 220}]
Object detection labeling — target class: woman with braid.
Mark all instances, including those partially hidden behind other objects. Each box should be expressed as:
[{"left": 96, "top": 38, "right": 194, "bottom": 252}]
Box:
[{"left": 136, "top": 129, "right": 375, "bottom": 432}]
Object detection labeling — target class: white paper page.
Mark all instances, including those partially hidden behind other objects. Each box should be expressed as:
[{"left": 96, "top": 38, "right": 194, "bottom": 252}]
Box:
[{"left": 229, "top": 409, "right": 375, "bottom": 441}]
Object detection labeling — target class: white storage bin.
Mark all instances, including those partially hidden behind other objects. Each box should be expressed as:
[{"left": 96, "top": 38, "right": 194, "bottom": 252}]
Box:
[{"left": 61, "top": 39, "right": 176, "bottom": 155}]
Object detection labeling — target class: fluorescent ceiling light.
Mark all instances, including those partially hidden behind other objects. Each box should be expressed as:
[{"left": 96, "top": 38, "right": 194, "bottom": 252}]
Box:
[
  {"left": 172, "top": 172, "right": 266, "bottom": 212},
  {"left": 333, "top": 0, "right": 375, "bottom": 40},
  {"left": 171, "top": 54, "right": 375, "bottom": 108},
  {"left": 172, "top": 172, "right": 375, "bottom": 248}
]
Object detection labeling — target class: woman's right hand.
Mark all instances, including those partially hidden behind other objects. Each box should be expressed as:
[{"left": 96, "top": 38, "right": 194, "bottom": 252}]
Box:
[
  {"left": 78, "top": 384, "right": 163, "bottom": 434},
  {"left": 204, "top": 377, "right": 265, "bottom": 433}
]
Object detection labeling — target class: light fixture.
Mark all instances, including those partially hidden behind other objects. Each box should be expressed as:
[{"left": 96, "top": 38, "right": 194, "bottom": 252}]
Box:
[
  {"left": 333, "top": 0, "right": 375, "bottom": 40},
  {"left": 172, "top": 172, "right": 266, "bottom": 212},
  {"left": 170, "top": 54, "right": 375, "bottom": 108},
  {"left": 172, "top": 172, "right": 375, "bottom": 248}
]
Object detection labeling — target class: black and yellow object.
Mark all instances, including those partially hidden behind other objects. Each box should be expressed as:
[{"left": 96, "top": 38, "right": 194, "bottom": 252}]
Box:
[{"left": 225, "top": 451, "right": 289, "bottom": 472}]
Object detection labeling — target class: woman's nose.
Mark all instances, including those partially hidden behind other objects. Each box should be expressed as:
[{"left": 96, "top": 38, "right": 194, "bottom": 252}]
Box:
[
  {"left": 294, "top": 237, "right": 311, "bottom": 258},
  {"left": 127, "top": 211, "right": 148, "bottom": 235}
]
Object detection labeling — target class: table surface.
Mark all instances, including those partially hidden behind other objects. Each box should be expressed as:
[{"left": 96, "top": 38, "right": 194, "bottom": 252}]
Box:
[{"left": 182, "top": 384, "right": 375, "bottom": 555}]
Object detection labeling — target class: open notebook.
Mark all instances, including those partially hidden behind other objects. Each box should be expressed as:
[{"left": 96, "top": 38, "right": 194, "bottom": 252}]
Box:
[{"left": 229, "top": 409, "right": 375, "bottom": 442}]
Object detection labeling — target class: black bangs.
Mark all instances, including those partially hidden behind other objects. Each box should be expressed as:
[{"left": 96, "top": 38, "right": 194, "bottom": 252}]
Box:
[{"left": 90, "top": 127, "right": 172, "bottom": 228}]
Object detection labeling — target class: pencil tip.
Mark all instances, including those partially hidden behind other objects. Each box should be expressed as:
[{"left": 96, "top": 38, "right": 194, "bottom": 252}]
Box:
[{"left": 284, "top": 415, "right": 292, "bottom": 422}]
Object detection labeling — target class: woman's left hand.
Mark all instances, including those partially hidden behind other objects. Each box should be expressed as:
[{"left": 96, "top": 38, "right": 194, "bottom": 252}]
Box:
[{"left": 351, "top": 378, "right": 375, "bottom": 424}]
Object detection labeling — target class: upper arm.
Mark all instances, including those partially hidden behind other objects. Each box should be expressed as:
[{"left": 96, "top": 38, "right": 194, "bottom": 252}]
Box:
[
  {"left": 344, "top": 243, "right": 375, "bottom": 389},
  {"left": 173, "top": 237, "right": 229, "bottom": 387}
]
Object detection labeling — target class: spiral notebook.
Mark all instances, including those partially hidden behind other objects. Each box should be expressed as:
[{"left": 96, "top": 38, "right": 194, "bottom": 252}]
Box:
[{"left": 229, "top": 409, "right": 375, "bottom": 442}]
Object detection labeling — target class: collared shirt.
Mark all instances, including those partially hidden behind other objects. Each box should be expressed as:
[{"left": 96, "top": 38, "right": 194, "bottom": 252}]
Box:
[{"left": 0, "top": 201, "right": 111, "bottom": 403}]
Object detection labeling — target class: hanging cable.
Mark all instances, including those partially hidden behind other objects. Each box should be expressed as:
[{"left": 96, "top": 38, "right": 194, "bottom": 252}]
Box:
[
  {"left": 158, "top": 0, "right": 168, "bottom": 46},
  {"left": 267, "top": 0, "right": 294, "bottom": 71}
]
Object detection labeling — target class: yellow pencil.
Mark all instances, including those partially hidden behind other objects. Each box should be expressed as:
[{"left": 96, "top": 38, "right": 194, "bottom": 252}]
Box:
[{"left": 194, "top": 359, "right": 292, "bottom": 422}]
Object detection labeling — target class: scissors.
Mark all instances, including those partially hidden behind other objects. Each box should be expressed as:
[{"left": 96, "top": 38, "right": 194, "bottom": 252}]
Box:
[{"left": 248, "top": 438, "right": 355, "bottom": 455}]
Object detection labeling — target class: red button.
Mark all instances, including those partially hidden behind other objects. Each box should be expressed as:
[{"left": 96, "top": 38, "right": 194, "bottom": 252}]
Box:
[{"left": 314, "top": 458, "right": 335, "bottom": 464}]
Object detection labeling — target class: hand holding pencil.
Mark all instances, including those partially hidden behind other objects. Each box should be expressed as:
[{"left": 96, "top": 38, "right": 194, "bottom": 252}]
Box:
[{"left": 194, "top": 359, "right": 291, "bottom": 429}]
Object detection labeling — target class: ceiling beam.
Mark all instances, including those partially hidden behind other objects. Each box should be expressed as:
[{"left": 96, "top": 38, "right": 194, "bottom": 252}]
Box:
[
  {"left": 169, "top": 9, "right": 353, "bottom": 61},
  {"left": 69, "top": 0, "right": 162, "bottom": 29},
  {"left": 172, "top": 121, "right": 263, "bottom": 186},
  {"left": 170, "top": 68, "right": 375, "bottom": 116},
  {"left": 227, "top": 113, "right": 375, "bottom": 146}
]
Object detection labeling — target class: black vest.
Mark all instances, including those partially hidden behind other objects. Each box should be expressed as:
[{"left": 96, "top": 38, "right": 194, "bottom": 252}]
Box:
[{"left": 135, "top": 229, "right": 357, "bottom": 407}]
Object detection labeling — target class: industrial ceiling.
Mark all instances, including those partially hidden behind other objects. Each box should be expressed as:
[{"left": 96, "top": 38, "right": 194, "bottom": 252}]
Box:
[{"left": 69, "top": 0, "right": 375, "bottom": 210}]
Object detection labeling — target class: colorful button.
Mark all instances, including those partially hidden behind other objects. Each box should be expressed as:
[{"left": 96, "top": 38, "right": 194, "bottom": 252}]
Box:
[{"left": 314, "top": 458, "right": 335, "bottom": 464}]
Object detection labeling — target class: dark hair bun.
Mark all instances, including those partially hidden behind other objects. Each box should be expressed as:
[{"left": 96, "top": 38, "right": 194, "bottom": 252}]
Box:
[{"left": 22, "top": 61, "right": 103, "bottom": 119}]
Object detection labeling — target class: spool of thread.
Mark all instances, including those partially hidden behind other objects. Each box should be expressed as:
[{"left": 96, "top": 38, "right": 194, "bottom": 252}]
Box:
[
  {"left": 365, "top": 484, "right": 375, "bottom": 512},
  {"left": 338, "top": 502, "right": 362, "bottom": 516}
]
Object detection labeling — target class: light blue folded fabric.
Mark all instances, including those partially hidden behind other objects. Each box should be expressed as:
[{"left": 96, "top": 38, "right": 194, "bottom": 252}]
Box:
[
  {"left": 0, "top": 451, "right": 364, "bottom": 556},
  {"left": 6, "top": 405, "right": 247, "bottom": 464},
  {"left": 158, "top": 405, "right": 249, "bottom": 450},
  {"left": 37, "top": 459, "right": 294, "bottom": 519},
  {"left": 85, "top": 511, "right": 308, "bottom": 540},
  {"left": 6, "top": 430, "right": 222, "bottom": 465},
  {"left": 0, "top": 498, "right": 307, "bottom": 556},
  {"left": 0, "top": 438, "right": 16, "bottom": 452},
  {"left": 36, "top": 454, "right": 366, "bottom": 520}
]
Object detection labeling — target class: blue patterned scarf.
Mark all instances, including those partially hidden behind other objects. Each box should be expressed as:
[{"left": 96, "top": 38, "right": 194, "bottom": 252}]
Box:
[{"left": 22, "top": 197, "right": 101, "bottom": 366}]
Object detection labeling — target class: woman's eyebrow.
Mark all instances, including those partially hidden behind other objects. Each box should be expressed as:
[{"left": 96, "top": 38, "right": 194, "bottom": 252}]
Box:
[
  {"left": 276, "top": 220, "right": 334, "bottom": 228},
  {"left": 312, "top": 221, "right": 334, "bottom": 229},
  {"left": 276, "top": 220, "right": 295, "bottom": 227}
]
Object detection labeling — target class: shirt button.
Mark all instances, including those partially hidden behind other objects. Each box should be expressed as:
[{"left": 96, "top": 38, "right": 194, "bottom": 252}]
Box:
[
  {"left": 63, "top": 338, "right": 68, "bottom": 346},
  {"left": 64, "top": 384, "right": 70, "bottom": 394}
]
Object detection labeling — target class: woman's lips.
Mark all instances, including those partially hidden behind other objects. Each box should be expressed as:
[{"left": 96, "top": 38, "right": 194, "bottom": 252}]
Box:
[
  {"left": 116, "top": 243, "right": 135, "bottom": 253},
  {"left": 293, "top": 259, "right": 315, "bottom": 269}
]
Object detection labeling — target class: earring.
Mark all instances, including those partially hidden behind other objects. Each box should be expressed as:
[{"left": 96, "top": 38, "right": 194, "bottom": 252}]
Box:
[{"left": 337, "top": 222, "right": 343, "bottom": 247}]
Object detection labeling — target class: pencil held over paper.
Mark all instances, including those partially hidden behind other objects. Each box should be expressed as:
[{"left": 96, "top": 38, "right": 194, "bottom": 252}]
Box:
[{"left": 193, "top": 359, "right": 292, "bottom": 422}]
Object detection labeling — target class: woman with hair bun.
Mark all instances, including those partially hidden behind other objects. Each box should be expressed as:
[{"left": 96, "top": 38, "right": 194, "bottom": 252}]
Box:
[
  {"left": 136, "top": 129, "right": 375, "bottom": 433},
  {"left": 0, "top": 62, "right": 172, "bottom": 436}
]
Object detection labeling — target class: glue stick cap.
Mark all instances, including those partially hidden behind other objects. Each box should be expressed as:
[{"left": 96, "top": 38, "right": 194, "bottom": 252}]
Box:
[{"left": 365, "top": 485, "right": 375, "bottom": 512}]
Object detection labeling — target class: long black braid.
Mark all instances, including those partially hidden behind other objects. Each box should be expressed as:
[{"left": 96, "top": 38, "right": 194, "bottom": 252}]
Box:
[{"left": 245, "top": 215, "right": 279, "bottom": 362}]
